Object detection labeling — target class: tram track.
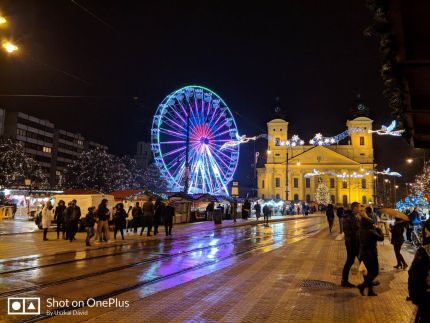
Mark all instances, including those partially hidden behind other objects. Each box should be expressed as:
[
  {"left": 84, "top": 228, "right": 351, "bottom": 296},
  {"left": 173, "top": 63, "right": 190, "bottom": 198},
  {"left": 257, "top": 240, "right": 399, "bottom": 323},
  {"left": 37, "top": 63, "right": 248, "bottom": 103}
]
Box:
[
  {"left": 20, "top": 223, "right": 323, "bottom": 322},
  {"left": 0, "top": 217, "right": 317, "bottom": 274},
  {"left": 0, "top": 225, "right": 318, "bottom": 298}
]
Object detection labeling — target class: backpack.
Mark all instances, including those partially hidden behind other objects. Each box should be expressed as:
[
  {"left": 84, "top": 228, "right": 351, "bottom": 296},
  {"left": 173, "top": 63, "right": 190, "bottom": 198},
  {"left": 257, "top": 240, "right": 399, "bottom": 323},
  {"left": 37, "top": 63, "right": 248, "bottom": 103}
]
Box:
[{"left": 34, "top": 211, "right": 42, "bottom": 228}]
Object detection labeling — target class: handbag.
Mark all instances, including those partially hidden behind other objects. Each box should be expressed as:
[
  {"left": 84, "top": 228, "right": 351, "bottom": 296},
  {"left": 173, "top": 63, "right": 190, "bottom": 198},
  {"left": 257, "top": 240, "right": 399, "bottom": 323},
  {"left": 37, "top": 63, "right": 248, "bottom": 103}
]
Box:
[{"left": 358, "top": 261, "right": 368, "bottom": 276}]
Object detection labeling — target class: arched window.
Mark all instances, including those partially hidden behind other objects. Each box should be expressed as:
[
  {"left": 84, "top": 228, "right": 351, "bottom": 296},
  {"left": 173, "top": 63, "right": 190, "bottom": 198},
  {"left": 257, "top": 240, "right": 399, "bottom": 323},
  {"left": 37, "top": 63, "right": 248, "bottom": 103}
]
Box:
[
  {"left": 294, "top": 194, "right": 299, "bottom": 201},
  {"left": 262, "top": 194, "right": 265, "bottom": 199},
  {"left": 306, "top": 194, "right": 311, "bottom": 203},
  {"left": 342, "top": 181, "right": 347, "bottom": 189},
  {"left": 275, "top": 194, "right": 280, "bottom": 200},
  {"left": 361, "top": 179, "right": 366, "bottom": 189},
  {"left": 331, "top": 195, "right": 335, "bottom": 204},
  {"left": 362, "top": 195, "right": 367, "bottom": 205},
  {"left": 342, "top": 195, "right": 348, "bottom": 207}
]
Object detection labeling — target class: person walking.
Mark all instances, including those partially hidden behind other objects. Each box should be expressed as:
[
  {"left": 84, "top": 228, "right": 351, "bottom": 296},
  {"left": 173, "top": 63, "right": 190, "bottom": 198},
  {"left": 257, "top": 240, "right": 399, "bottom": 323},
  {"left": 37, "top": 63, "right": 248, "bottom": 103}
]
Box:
[
  {"left": 357, "top": 216, "right": 384, "bottom": 296},
  {"left": 242, "top": 199, "right": 251, "bottom": 220},
  {"left": 162, "top": 201, "right": 175, "bottom": 236},
  {"left": 153, "top": 198, "right": 164, "bottom": 235},
  {"left": 254, "top": 202, "right": 261, "bottom": 221},
  {"left": 326, "top": 204, "right": 335, "bottom": 233},
  {"left": 113, "top": 203, "right": 127, "bottom": 240},
  {"left": 41, "top": 201, "right": 54, "bottom": 241},
  {"left": 132, "top": 202, "right": 143, "bottom": 233},
  {"left": 69, "top": 200, "right": 81, "bottom": 242},
  {"left": 54, "top": 200, "right": 66, "bottom": 239},
  {"left": 231, "top": 200, "right": 238, "bottom": 223},
  {"left": 341, "top": 202, "right": 361, "bottom": 287},
  {"left": 97, "top": 199, "right": 110, "bottom": 242},
  {"left": 206, "top": 202, "right": 214, "bottom": 221},
  {"left": 390, "top": 218, "right": 408, "bottom": 269},
  {"left": 336, "top": 205, "right": 345, "bottom": 234},
  {"left": 408, "top": 220, "right": 430, "bottom": 323},
  {"left": 263, "top": 204, "right": 270, "bottom": 226},
  {"left": 141, "top": 199, "right": 154, "bottom": 236},
  {"left": 84, "top": 207, "right": 96, "bottom": 246}
]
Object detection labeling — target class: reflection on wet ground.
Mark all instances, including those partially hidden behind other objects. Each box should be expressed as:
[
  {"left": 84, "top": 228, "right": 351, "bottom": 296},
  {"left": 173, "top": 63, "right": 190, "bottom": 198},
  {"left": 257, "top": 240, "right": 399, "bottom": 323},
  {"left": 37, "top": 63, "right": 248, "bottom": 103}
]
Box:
[{"left": 1, "top": 217, "right": 324, "bottom": 322}]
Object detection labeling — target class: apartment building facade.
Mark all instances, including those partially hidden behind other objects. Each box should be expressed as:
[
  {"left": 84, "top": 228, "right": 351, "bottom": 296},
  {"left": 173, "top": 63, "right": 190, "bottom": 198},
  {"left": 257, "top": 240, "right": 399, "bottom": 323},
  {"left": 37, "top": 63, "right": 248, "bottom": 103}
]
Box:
[{"left": 0, "top": 109, "right": 107, "bottom": 187}]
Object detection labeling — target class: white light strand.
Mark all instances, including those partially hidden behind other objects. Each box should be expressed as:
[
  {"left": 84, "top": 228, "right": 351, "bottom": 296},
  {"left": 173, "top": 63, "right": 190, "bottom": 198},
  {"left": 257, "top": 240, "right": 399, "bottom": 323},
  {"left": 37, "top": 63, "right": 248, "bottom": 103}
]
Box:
[{"left": 304, "top": 168, "right": 402, "bottom": 178}]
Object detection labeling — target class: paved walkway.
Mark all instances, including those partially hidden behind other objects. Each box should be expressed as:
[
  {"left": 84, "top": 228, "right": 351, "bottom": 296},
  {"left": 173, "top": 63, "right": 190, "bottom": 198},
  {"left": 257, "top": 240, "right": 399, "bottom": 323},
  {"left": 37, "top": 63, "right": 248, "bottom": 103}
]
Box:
[
  {"left": 0, "top": 215, "right": 312, "bottom": 260},
  {"left": 51, "top": 221, "right": 416, "bottom": 323}
]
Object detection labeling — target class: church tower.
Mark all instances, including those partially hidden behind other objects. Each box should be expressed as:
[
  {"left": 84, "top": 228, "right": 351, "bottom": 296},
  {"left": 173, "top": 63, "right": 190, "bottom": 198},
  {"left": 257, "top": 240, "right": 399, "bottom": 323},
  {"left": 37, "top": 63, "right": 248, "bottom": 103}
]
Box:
[{"left": 346, "top": 95, "right": 374, "bottom": 163}]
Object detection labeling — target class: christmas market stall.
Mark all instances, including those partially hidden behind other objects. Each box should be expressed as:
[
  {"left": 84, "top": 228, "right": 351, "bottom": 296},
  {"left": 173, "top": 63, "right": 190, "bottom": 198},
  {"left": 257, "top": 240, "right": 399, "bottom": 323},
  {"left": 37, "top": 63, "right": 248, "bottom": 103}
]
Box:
[
  {"left": 109, "top": 189, "right": 166, "bottom": 211},
  {"left": 168, "top": 192, "right": 193, "bottom": 224}
]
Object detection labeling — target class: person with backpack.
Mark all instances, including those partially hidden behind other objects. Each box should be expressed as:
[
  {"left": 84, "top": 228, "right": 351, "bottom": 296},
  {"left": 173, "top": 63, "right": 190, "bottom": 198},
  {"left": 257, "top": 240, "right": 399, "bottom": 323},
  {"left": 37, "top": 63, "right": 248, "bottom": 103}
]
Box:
[
  {"left": 113, "top": 203, "right": 127, "bottom": 240},
  {"left": 85, "top": 207, "right": 96, "bottom": 246},
  {"left": 408, "top": 220, "right": 430, "bottom": 322},
  {"left": 97, "top": 199, "right": 110, "bottom": 242},
  {"left": 153, "top": 198, "right": 164, "bottom": 235},
  {"left": 54, "top": 200, "right": 66, "bottom": 239},
  {"left": 357, "top": 216, "right": 384, "bottom": 296},
  {"left": 41, "top": 201, "right": 54, "bottom": 241},
  {"left": 132, "top": 202, "right": 143, "bottom": 233}
]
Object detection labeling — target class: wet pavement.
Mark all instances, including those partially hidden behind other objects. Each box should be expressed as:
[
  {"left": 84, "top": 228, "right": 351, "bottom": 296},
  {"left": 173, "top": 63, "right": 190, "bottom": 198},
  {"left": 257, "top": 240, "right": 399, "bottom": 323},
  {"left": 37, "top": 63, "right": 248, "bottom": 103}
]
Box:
[{"left": 0, "top": 216, "right": 324, "bottom": 322}]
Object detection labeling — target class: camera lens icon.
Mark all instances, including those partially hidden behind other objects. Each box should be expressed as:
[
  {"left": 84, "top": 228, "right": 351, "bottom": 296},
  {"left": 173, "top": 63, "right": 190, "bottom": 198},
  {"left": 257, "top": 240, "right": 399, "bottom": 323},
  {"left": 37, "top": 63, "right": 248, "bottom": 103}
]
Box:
[{"left": 8, "top": 297, "right": 40, "bottom": 315}]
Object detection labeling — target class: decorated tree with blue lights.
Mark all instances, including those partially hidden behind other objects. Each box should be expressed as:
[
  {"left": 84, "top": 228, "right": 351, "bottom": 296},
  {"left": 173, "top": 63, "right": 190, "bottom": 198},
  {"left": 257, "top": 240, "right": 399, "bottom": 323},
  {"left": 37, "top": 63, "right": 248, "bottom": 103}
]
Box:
[{"left": 0, "top": 139, "right": 48, "bottom": 188}]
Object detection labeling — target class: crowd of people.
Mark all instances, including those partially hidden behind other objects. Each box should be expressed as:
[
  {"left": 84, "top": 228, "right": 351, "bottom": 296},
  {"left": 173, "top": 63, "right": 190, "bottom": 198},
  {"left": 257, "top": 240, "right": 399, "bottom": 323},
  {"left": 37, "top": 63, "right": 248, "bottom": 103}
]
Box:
[
  {"left": 38, "top": 198, "right": 176, "bottom": 246},
  {"left": 333, "top": 201, "right": 430, "bottom": 322}
]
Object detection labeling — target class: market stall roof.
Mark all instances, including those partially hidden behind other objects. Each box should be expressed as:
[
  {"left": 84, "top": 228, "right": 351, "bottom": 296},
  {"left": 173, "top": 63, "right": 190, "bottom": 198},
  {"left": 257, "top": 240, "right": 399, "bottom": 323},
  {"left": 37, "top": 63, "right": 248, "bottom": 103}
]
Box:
[
  {"left": 109, "top": 189, "right": 165, "bottom": 201},
  {"left": 191, "top": 193, "right": 218, "bottom": 202},
  {"left": 62, "top": 189, "right": 101, "bottom": 195},
  {"left": 168, "top": 192, "right": 194, "bottom": 202}
]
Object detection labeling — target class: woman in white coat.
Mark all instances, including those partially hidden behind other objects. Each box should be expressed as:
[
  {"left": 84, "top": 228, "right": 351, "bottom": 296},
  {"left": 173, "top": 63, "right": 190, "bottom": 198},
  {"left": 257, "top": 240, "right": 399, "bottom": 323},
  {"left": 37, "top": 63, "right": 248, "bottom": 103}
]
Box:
[{"left": 42, "top": 201, "right": 54, "bottom": 241}]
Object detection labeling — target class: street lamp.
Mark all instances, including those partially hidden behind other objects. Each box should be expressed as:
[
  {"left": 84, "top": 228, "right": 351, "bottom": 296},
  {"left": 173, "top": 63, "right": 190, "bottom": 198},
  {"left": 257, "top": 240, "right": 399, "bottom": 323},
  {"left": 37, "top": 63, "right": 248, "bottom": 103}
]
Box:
[
  {"left": 2, "top": 41, "right": 18, "bottom": 54},
  {"left": 0, "top": 16, "right": 6, "bottom": 25}
]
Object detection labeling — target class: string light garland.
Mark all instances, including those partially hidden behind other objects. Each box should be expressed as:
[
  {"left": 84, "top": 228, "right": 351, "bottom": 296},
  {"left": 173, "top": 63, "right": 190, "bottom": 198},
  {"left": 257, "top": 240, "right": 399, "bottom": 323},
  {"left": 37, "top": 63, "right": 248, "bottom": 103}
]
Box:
[
  {"left": 304, "top": 168, "right": 402, "bottom": 178},
  {"left": 396, "top": 192, "right": 429, "bottom": 211}
]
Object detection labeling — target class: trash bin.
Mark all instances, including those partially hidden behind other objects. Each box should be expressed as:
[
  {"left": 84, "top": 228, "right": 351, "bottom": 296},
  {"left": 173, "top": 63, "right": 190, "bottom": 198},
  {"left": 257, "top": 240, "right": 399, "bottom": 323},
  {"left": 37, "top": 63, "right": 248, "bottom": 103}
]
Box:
[{"left": 213, "top": 209, "right": 222, "bottom": 225}]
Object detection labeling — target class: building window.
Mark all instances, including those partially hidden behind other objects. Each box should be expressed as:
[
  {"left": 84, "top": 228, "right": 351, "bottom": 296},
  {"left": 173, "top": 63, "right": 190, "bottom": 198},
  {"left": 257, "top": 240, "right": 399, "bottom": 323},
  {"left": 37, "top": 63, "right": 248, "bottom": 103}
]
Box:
[
  {"left": 294, "top": 194, "right": 299, "bottom": 201},
  {"left": 305, "top": 178, "right": 310, "bottom": 188},
  {"left": 275, "top": 178, "right": 280, "bottom": 188},
  {"left": 77, "top": 140, "right": 83, "bottom": 146},
  {"left": 342, "top": 181, "right": 347, "bottom": 189},
  {"left": 293, "top": 178, "right": 299, "bottom": 188},
  {"left": 275, "top": 153, "right": 280, "bottom": 157},
  {"left": 306, "top": 194, "right": 311, "bottom": 203},
  {"left": 361, "top": 179, "right": 366, "bottom": 189},
  {"left": 262, "top": 180, "right": 265, "bottom": 189},
  {"left": 360, "top": 137, "right": 365, "bottom": 145},
  {"left": 275, "top": 138, "right": 280, "bottom": 146},
  {"left": 17, "top": 129, "right": 26, "bottom": 137},
  {"left": 331, "top": 195, "right": 335, "bottom": 204},
  {"left": 330, "top": 178, "right": 335, "bottom": 189},
  {"left": 262, "top": 194, "right": 265, "bottom": 199},
  {"left": 343, "top": 195, "right": 348, "bottom": 207},
  {"left": 276, "top": 194, "right": 280, "bottom": 200},
  {"left": 362, "top": 195, "right": 367, "bottom": 205},
  {"left": 42, "top": 146, "right": 51, "bottom": 153}
]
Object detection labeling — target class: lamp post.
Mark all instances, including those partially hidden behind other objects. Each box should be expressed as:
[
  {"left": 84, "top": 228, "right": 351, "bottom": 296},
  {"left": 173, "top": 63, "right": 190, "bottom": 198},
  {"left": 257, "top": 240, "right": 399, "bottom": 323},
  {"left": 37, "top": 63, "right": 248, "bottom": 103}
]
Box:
[{"left": 24, "top": 178, "right": 31, "bottom": 216}]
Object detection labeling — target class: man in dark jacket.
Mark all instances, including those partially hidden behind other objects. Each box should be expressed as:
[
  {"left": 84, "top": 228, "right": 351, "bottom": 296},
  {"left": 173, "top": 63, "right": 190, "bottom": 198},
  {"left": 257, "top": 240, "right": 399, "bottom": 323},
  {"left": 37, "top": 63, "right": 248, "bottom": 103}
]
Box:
[
  {"left": 132, "top": 202, "right": 143, "bottom": 233},
  {"left": 54, "top": 200, "right": 66, "bottom": 239},
  {"left": 85, "top": 207, "right": 96, "bottom": 246},
  {"left": 408, "top": 220, "right": 430, "bottom": 323},
  {"left": 357, "top": 217, "right": 384, "bottom": 296},
  {"left": 163, "top": 201, "right": 175, "bottom": 236},
  {"left": 153, "top": 198, "right": 164, "bottom": 235},
  {"left": 341, "top": 202, "right": 361, "bottom": 287},
  {"left": 141, "top": 199, "right": 154, "bottom": 236}
]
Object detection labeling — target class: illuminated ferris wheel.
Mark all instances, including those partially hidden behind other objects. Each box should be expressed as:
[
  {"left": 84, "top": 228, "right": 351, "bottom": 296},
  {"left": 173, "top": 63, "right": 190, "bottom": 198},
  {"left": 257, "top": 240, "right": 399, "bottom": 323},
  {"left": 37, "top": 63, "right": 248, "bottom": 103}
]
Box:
[{"left": 151, "top": 85, "right": 240, "bottom": 195}]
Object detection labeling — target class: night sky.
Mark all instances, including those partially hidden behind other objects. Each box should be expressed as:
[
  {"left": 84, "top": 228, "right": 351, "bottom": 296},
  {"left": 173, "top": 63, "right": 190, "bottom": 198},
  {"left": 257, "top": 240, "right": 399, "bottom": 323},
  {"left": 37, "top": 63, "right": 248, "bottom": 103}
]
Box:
[{"left": 0, "top": 0, "right": 423, "bottom": 189}]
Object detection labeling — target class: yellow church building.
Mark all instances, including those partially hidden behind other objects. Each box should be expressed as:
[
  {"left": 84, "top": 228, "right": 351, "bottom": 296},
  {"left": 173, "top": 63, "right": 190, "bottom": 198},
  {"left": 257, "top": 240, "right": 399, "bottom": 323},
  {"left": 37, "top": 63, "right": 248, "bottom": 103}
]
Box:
[{"left": 257, "top": 115, "right": 375, "bottom": 207}]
